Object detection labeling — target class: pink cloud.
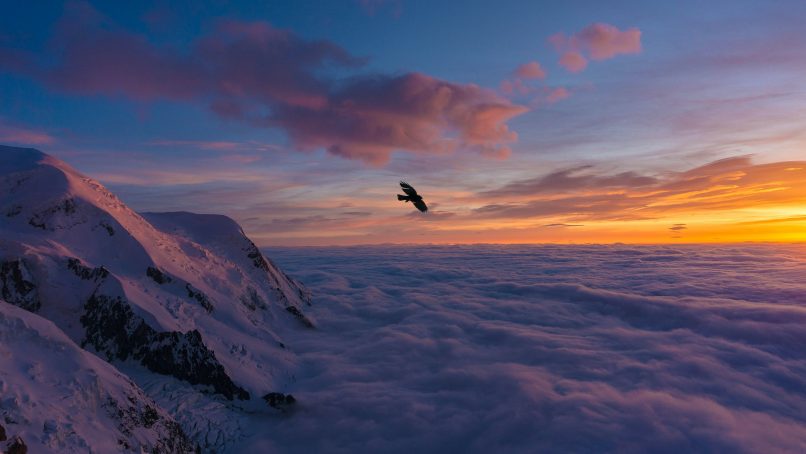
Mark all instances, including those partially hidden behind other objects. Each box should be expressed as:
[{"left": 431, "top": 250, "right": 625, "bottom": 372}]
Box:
[
  {"left": 551, "top": 23, "right": 641, "bottom": 72},
  {"left": 0, "top": 121, "right": 55, "bottom": 145},
  {"left": 514, "top": 61, "right": 547, "bottom": 80},
  {"left": 271, "top": 73, "right": 527, "bottom": 165},
  {"left": 0, "top": 3, "right": 525, "bottom": 166},
  {"left": 559, "top": 51, "right": 588, "bottom": 73},
  {"left": 577, "top": 23, "right": 642, "bottom": 60},
  {"left": 546, "top": 87, "right": 570, "bottom": 103}
]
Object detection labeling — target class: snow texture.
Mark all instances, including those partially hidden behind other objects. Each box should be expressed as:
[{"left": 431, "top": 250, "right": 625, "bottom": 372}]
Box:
[
  {"left": 0, "top": 145, "right": 312, "bottom": 451},
  {"left": 252, "top": 244, "right": 806, "bottom": 453},
  {"left": 0, "top": 300, "right": 195, "bottom": 453}
]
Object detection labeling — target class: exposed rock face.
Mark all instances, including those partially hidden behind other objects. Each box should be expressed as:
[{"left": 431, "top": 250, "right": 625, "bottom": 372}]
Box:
[
  {"left": 67, "top": 258, "right": 109, "bottom": 281},
  {"left": 0, "top": 260, "right": 39, "bottom": 312},
  {"left": 0, "top": 300, "right": 197, "bottom": 453},
  {"left": 240, "top": 286, "right": 266, "bottom": 311},
  {"left": 263, "top": 392, "right": 296, "bottom": 410},
  {"left": 1, "top": 146, "right": 313, "bottom": 450},
  {"left": 244, "top": 239, "right": 271, "bottom": 272},
  {"left": 6, "top": 436, "right": 27, "bottom": 454},
  {"left": 184, "top": 283, "right": 214, "bottom": 313},
  {"left": 28, "top": 197, "right": 83, "bottom": 231},
  {"left": 103, "top": 397, "right": 195, "bottom": 453},
  {"left": 286, "top": 306, "right": 315, "bottom": 328},
  {"left": 81, "top": 293, "right": 249, "bottom": 400},
  {"left": 146, "top": 266, "right": 172, "bottom": 284}
]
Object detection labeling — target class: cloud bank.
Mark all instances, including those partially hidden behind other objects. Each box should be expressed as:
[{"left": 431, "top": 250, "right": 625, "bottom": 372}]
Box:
[
  {"left": 0, "top": 2, "right": 525, "bottom": 165},
  {"left": 251, "top": 244, "right": 806, "bottom": 453}
]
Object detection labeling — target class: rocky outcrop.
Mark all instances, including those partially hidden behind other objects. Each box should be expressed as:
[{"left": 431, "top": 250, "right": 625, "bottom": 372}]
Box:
[
  {"left": 103, "top": 396, "right": 196, "bottom": 453},
  {"left": 263, "top": 392, "right": 296, "bottom": 411},
  {"left": 5, "top": 435, "right": 27, "bottom": 454},
  {"left": 81, "top": 293, "right": 248, "bottom": 400},
  {"left": 67, "top": 258, "right": 109, "bottom": 281},
  {"left": 0, "top": 260, "right": 39, "bottom": 312},
  {"left": 244, "top": 239, "right": 270, "bottom": 272},
  {"left": 286, "top": 306, "right": 315, "bottom": 328},
  {"left": 146, "top": 266, "right": 172, "bottom": 285},
  {"left": 184, "top": 284, "right": 214, "bottom": 313},
  {"left": 28, "top": 198, "right": 83, "bottom": 231},
  {"left": 240, "top": 286, "right": 266, "bottom": 311}
]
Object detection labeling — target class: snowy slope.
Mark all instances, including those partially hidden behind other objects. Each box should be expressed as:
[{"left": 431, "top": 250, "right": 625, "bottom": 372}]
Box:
[
  {"left": 0, "top": 145, "right": 313, "bottom": 450},
  {"left": 0, "top": 300, "right": 195, "bottom": 453}
]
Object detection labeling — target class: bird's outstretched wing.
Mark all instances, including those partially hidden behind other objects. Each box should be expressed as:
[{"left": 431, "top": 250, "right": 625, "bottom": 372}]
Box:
[
  {"left": 399, "top": 181, "right": 418, "bottom": 197},
  {"left": 412, "top": 199, "right": 428, "bottom": 213}
]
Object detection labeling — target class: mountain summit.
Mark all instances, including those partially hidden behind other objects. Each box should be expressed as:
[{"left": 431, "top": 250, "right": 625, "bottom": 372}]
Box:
[{"left": 0, "top": 145, "right": 313, "bottom": 451}]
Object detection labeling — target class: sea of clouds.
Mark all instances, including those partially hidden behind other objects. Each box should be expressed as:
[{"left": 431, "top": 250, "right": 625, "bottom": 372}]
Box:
[{"left": 246, "top": 244, "right": 806, "bottom": 453}]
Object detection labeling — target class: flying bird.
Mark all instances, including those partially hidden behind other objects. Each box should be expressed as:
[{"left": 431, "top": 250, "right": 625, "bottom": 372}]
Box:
[{"left": 397, "top": 181, "right": 428, "bottom": 213}]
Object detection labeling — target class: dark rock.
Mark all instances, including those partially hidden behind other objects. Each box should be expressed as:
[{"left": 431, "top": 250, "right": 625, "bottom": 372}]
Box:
[
  {"left": 263, "top": 392, "right": 296, "bottom": 410},
  {"left": 5, "top": 205, "right": 21, "bottom": 217},
  {"left": 81, "top": 293, "right": 248, "bottom": 400},
  {"left": 243, "top": 239, "right": 270, "bottom": 271},
  {"left": 6, "top": 435, "right": 27, "bottom": 454},
  {"left": 67, "top": 258, "right": 109, "bottom": 281},
  {"left": 28, "top": 198, "right": 78, "bottom": 230},
  {"left": 146, "top": 266, "right": 172, "bottom": 285},
  {"left": 0, "top": 260, "right": 40, "bottom": 312},
  {"left": 103, "top": 397, "right": 197, "bottom": 452},
  {"left": 99, "top": 220, "right": 115, "bottom": 236},
  {"left": 0, "top": 423, "right": 6, "bottom": 441},
  {"left": 240, "top": 286, "right": 266, "bottom": 311},
  {"left": 285, "top": 306, "right": 314, "bottom": 328},
  {"left": 185, "top": 284, "right": 213, "bottom": 313}
]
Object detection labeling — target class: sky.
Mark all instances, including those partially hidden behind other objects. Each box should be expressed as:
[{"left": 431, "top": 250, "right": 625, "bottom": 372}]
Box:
[{"left": 1, "top": 0, "right": 805, "bottom": 245}]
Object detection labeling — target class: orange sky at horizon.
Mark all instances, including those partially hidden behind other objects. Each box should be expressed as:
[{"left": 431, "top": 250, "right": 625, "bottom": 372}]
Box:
[{"left": 243, "top": 156, "right": 806, "bottom": 246}]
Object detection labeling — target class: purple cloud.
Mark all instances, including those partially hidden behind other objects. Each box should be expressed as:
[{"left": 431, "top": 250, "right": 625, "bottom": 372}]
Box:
[{"left": 0, "top": 3, "right": 525, "bottom": 166}]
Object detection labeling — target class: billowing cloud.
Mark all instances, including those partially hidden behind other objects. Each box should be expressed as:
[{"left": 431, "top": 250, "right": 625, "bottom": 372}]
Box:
[
  {"left": 513, "top": 61, "right": 547, "bottom": 80},
  {"left": 551, "top": 23, "right": 642, "bottom": 72},
  {"left": 0, "top": 3, "right": 525, "bottom": 166}
]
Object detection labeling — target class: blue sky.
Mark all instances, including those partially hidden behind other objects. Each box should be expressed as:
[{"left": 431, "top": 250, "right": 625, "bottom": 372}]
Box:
[{"left": 1, "top": 0, "right": 805, "bottom": 244}]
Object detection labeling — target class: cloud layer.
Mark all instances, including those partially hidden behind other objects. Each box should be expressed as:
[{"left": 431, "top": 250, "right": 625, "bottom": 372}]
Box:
[
  {"left": 0, "top": 3, "right": 525, "bottom": 165},
  {"left": 250, "top": 244, "right": 806, "bottom": 453}
]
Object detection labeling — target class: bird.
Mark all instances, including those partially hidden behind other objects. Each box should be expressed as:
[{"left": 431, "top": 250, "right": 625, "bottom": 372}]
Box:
[{"left": 397, "top": 181, "right": 428, "bottom": 213}]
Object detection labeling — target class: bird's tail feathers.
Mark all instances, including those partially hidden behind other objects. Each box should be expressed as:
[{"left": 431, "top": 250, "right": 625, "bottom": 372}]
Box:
[{"left": 397, "top": 194, "right": 410, "bottom": 202}]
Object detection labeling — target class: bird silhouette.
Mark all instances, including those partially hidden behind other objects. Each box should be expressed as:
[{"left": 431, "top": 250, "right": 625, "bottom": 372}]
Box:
[{"left": 397, "top": 181, "right": 428, "bottom": 213}]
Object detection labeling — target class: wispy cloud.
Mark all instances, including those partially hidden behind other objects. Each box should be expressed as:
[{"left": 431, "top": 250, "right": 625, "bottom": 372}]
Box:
[{"left": 0, "top": 120, "right": 55, "bottom": 145}]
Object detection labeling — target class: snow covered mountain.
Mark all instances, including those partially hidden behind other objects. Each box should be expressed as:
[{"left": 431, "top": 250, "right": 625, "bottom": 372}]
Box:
[{"left": 0, "top": 145, "right": 314, "bottom": 451}]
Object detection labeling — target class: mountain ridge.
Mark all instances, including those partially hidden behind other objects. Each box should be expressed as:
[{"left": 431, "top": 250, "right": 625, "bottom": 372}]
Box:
[{"left": 0, "top": 144, "right": 313, "bottom": 451}]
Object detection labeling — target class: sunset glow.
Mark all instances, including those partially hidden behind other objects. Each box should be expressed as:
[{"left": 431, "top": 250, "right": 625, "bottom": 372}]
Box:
[{"left": 1, "top": 0, "right": 805, "bottom": 245}]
